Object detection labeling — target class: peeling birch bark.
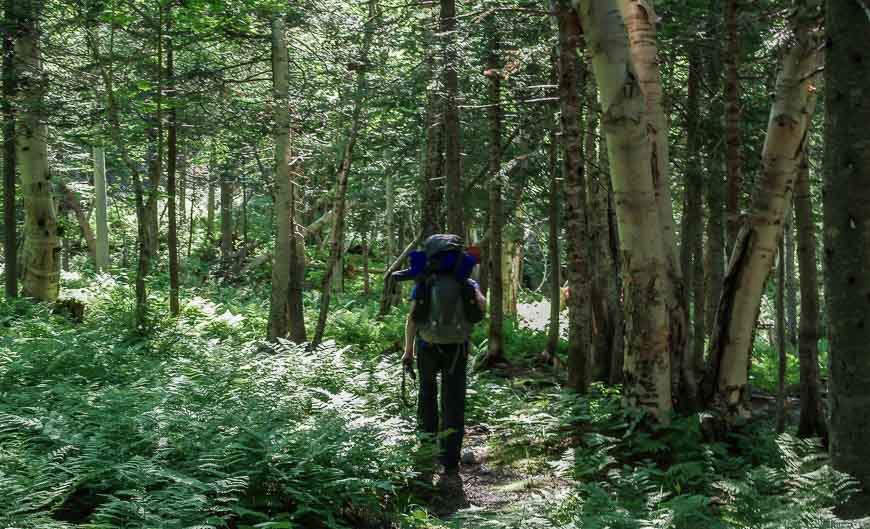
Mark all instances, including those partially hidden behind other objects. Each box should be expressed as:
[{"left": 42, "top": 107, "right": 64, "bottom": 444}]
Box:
[
  {"left": 576, "top": 0, "right": 671, "bottom": 418},
  {"left": 706, "top": 0, "right": 822, "bottom": 418}
]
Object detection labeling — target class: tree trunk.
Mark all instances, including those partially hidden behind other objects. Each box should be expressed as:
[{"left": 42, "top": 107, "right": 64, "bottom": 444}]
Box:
[
  {"left": 794, "top": 158, "right": 826, "bottom": 441},
  {"left": 59, "top": 183, "right": 96, "bottom": 262},
  {"left": 206, "top": 166, "right": 215, "bottom": 244},
  {"left": 485, "top": 26, "right": 505, "bottom": 365},
  {"left": 601, "top": 114, "right": 624, "bottom": 385},
  {"left": 586, "top": 75, "right": 604, "bottom": 380},
  {"left": 134, "top": 170, "right": 151, "bottom": 330},
  {"left": 824, "top": 0, "right": 870, "bottom": 488},
  {"left": 677, "top": 46, "right": 704, "bottom": 412},
  {"left": 501, "top": 133, "right": 534, "bottom": 318},
  {"left": 705, "top": 2, "right": 821, "bottom": 417},
  {"left": 704, "top": 0, "right": 725, "bottom": 338},
  {"left": 220, "top": 166, "right": 234, "bottom": 271},
  {"left": 15, "top": 0, "right": 60, "bottom": 301},
  {"left": 166, "top": 33, "right": 179, "bottom": 315},
  {"left": 385, "top": 168, "right": 395, "bottom": 265},
  {"left": 145, "top": 124, "right": 160, "bottom": 262},
  {"left": 93, "top": 146, "right": 110, "bottom": 271},
  {"left": 724, "top": 0, "right": 742, "bottom": 254},
  {"left": 691, "top": 200, "right": 706, "bottom": 403},
  {"left": 620, "top": 0, "right": 688, "bottom": 397},
  {"left": 86, "top": 12, "right": 157, "bottom": 329},
  {"left": 776, "top": 236, "right": 786, "bottom": 434},
  {"left": 558, "top": 3, "right": 592, "bottom": 394},
  {"left": 785, "top": 213, "right": 797, "bottom": 346},
  {"left": 576, "top": 0, "right": 671, "bottom": 417},
  {"left": 287, "top": 160, "right": 306, "bottom": 343},
  {"left": 545, "top": 72, "right": 561, "bottom": 357},
  {"left": 383, "top": 168, "right": 402, "bottom": 309},
  {"left": 187, "top": 178, "right": 196, "bottom": 260},
  {"left": 178, "top": 152, "right": 186, "bottom": 227},
  {"left": 330, "top": 238, "right": 344, "bottom": 293},
  {"left": 2, "top": 0, "right": 17, "bottom": 298},
  {"left": 706, "top": 177, "right": 726, "bottom": 337},
  {"left": 61, "top": 230, "right": 69, "bottom": 272},
  {"left": 241, "top": 179, "right": 248, "bottom": 249},
  {"left": 501, "top": 208, "right": 524, "bottom": 317},
  {"left": 421, "top": 12, "right": 443, "bottom": 239},
  {"left": 587, "top": 72, "right": 618, "bottom": 383},
  {"left": 441, "top": 0, "right": 463, "bottom": 236},
  {"left": 133, "top": 4, "right": 164, "bottom": 328},
  {"left": 268, "top": 16, "right": 295, "bottom": 341},
  {"left": 312, "top": 0, "right": 376, "bottom": 346},
  {"left": 362, "top": 224, "right": 371, "bottom": 296}
]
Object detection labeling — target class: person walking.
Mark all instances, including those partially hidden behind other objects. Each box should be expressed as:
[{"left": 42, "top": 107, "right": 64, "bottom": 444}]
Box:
[{"left": 401, "top": 234, "right": 486, "bottom": 489}]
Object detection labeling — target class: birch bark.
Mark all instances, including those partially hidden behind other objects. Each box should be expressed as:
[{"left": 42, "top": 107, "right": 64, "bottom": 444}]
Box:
[
  {"left": 575, "top": 0, "right": 671, "bottom": 416},
  {"left": 706, "top": 1, "right": 822, "bottom": 417},
  {"left": 16, "top": 0, "right": 60, "bottom": 301}
]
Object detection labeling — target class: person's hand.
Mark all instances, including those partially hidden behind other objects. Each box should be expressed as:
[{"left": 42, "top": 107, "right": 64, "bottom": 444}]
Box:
[
  {"left": 402, "top": 350, "right": 414, "bottom": 369},
  {"left": 474, "top": 288, "right": 487, "bottom": 311},
  {"left": 402, "top": 350, "right": 416, "bottom": 380}
]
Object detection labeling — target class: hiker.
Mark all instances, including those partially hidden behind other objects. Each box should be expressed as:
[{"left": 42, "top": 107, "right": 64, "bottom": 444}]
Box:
[{"left": 400, "top": 234, "right": 486, "bottom": 483}]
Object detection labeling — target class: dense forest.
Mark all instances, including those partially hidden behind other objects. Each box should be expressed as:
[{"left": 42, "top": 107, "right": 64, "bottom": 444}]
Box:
[{"left": 2, "top": 0, "right": 870, "bottom": 527}]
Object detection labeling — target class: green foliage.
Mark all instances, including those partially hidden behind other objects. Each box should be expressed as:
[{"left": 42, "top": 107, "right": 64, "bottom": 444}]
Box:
[
  {"left": 2, "top": 270, "right": 865, "bottom": 529},
  {"left": 297, "top": 284, "right": 861, "bottom": 529},
  {"left": 749, "top": 336, "right": 830, "bottom": 395},
  {"left": 750, "top": 342, "right": 802, "bottom": 394},
  {"left": 539, "top": 393, "right": 862, "bottom": 529},
  {"left": 470, "top": 315, "right": 567, "bottom": 367},
  {"left": 0, "top": 285, "right": 416, "bottom": 529}
]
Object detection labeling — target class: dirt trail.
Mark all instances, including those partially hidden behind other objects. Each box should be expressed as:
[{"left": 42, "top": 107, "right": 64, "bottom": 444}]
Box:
[
  {"left": 426, "top": 420, "right": 571, "bottom": 527},
  {"left": 408, "top": 300, "right": 572, "bottom": 526}
]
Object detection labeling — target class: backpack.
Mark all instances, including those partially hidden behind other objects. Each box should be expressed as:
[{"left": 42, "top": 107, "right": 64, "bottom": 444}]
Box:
[{"left": 413, "top": 234, "right": 484, "bottom": 344}]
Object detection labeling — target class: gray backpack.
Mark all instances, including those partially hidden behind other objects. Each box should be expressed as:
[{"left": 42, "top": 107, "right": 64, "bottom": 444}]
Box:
[{"left": 414, "top": 235, "right": 475, "bottom": 344}]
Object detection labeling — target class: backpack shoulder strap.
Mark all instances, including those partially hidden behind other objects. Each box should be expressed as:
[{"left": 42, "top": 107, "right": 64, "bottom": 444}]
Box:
[{"left": 451, "top": 252, "right": 464, "bottom": 278}]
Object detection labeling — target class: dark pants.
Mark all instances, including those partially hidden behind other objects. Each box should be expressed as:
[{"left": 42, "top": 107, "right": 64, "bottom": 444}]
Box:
[{"left": 416, "top": 339, "right": 467, "bottom": 470}]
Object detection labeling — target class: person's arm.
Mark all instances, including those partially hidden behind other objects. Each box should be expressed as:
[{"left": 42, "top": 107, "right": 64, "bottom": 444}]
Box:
[
  {"left": 475, "top": 288, "right": 487, "bottom": 311},
  {"left": 467, "top": 278, "right": 487, "bottom": 311},
  {"left": 402, "top": 301, "right": 416, "bottom": 366}
]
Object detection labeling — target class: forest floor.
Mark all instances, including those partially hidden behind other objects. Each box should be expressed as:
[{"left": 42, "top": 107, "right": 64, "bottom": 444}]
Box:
[
  {"left": 409, "top": 301, "right": 573, "bottom": 528},
  {"left": 413, "top": 299, "right": 804, "bottom": 528},
  {"left": 424, "top": 424, "right": 571, "bottom": 528},
  {"left": 1, "top": 278, "right": 858, "bottom": 529}
]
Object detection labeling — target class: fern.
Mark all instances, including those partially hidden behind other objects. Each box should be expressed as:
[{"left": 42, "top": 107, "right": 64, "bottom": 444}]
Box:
[{"left": 0, "top": 287, "right": 417, "bottom": 528}]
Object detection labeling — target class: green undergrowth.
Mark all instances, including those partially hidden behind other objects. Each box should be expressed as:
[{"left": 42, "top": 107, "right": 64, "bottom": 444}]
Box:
[
  {"left": 0, "top": 279, "right": 418, "bottom": 529},
  {"left": 545, "top": 392, "right": 862, "bottom": 529},
  {"left": 400, "top": 379, "right": 865, "bottom": 529},
  {"left": 0, "top": 272, "right": 863, "bottom": 529},
  {"left": 750, "top": 338, "right": 829, "bottom": 395}
]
